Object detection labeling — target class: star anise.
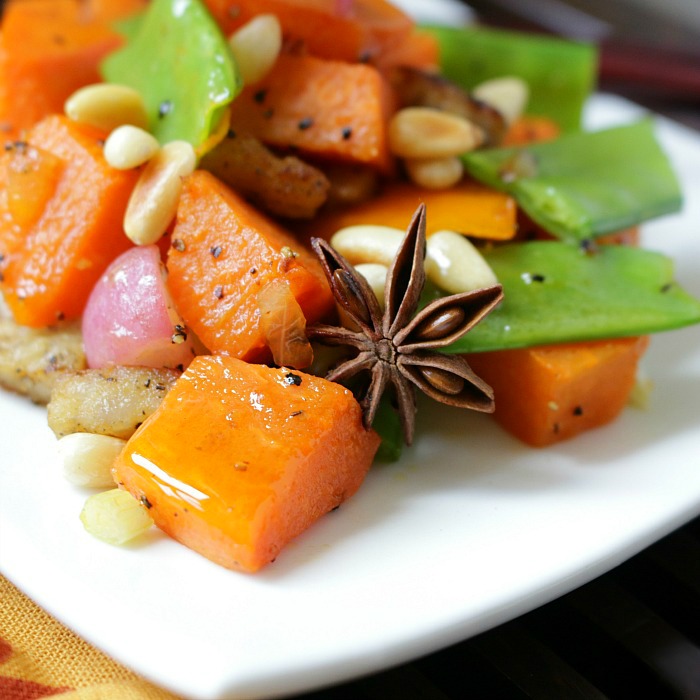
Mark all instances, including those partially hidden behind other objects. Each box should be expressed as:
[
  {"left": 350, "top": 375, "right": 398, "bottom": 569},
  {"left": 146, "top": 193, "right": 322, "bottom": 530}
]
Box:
[{"left": 307, "top": 203, "right": 504, "bottom": 445}]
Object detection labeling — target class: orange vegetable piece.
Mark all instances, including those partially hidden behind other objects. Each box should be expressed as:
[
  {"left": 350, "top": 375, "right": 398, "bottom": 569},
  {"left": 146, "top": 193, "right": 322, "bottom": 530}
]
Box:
[
  {"left": 167, "top": 170, "right": 334, "bottom": 361},
  {"left": 503, "top": 115, "right": 561, "bottom": 146},
  {"left": 373, "top": 28, "right": 440, "bottom": 71},
  {"left": 228, "top": 53, "right": 396, "bottom": 172},
  {"left": 204, "top": 0, "right": 413, "bottom": 64},
  {"left": 0, "top": 0, "right": 147, "bottom": 139},
  {"left": 113, "top": 355, "right": 381, "bottom": 572},
  {"left": 465, "top": 336, "right": 650, "bottom": 447},
  {"left": 0, "top": 115, "right": 139, "bottom": 327},
  {"left": 302, "top": 180, "right": 518, "bottom": 242}
]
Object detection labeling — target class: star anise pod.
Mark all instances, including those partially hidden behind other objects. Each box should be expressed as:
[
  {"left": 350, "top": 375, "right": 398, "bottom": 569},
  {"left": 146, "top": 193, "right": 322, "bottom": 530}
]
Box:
[{"left": 307, "top": 203, "right": 504, "bottom": 446}]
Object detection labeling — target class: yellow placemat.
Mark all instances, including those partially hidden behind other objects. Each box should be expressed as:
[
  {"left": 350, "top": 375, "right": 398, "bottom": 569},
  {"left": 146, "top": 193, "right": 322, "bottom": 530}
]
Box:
[{"left": 0, "top": 574, "right": 183, "bottom": 699}]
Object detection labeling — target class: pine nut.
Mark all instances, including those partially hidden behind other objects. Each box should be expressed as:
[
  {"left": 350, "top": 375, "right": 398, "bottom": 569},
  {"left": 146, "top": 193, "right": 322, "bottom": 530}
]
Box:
[
  {"left": 104, "top": 125, "right": 160, "bottom": 170},
  {"left": 404, "top": 155, "right": 464, "bottom": 190},
  {"left": 388, "top": 107, "right": 484, "bottom": 159},
  {"left": 80, "top": 488, "right": 154, "bottom": 546},
  {"left": 57, "top": 433, "right": 126, "bottom": 488},
  {"left": 330, "top": 225, "right": 405, "bottom": 266},
  {"left": 64, "top": 83, "right": 149, "bottom": 132},
  {"left": 425, "top": 230, "right": 498, "bottom": 294},
  {"left": 355, "top": 263, "right": 388, "bottom": 307},
  {"left": 472, "top": 77, "right": 529, "bottom": 126},
  {"left": 229, "top": 14, "right": 282, "bottom": 85},
  {"left": 124, "top": 140, "right": 196, "bottom": 246}
]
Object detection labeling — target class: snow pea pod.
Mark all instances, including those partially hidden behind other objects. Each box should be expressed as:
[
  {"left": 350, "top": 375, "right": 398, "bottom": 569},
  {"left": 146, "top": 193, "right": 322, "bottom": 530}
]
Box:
[
  {"left": 445, "top": 241, "right": 700, "bottom": 353},
  {"left": 462, "top": 120, "right": 682, "bottom": 243},
  {"left": 101, "top": 0, "right": 241, "bottom": 148},
  {"left": 423, "top": 24, "right": 596, "bottom": 132}
]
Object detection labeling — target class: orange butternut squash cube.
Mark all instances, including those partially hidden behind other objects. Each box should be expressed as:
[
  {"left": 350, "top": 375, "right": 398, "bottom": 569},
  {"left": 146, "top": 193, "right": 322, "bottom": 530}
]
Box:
[
  {"left": 0, "top": 0, "right": 146, "bottom": 139},
  {"left": 228, "top": 53, "right": 396, "bottom": 172},
  {"left": 167, "top": 171, "right": 334, "bottom": 361},
  {"left": 113, "top": 355, "right": 380, "bottom": 572},
  {"left": 0, "top": 115, "right": 139, "bottom": 326},
  {"left": 302, "top": 180, "right": 517, "bottom": 242},
  {"left": 465, "top": 337, "right": 650, "bottom": 447}
]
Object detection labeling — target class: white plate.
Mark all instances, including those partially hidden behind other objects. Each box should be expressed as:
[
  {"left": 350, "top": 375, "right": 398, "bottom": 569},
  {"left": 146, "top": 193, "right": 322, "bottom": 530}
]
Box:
[{"left": 1, "top": 94, "right": 700, "bottom": 699}]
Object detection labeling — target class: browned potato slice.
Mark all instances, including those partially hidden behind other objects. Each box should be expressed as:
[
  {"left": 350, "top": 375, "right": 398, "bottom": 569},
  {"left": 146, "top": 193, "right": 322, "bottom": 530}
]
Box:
[
  {"left": 47, "top": 365, "right": 180, "bottom": 439},
  {"left": 201, "top": 130, "right": 330, "bottom": 219},
  {"left": 0, "top": 317, "right": 86, "bottom": 404}
]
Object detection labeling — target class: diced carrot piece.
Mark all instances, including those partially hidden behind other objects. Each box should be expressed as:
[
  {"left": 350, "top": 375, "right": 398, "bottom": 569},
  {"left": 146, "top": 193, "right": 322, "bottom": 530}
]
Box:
[
  {"left": 228, "top": 53, "right": 396, "bottom": 172},
  {"left": 113, "top": 355, "right": 380, "bottom": 572},
  {"left": 465, "top": 336, "right": 650, "bottom": 447},
  {"left": 502, "top": 115, "right": 561, "bottom": 146},
  {"left": 167, "top": 170, "right": 334, "bottom": 361},
  {"left": 204, "top": 0, "right": 413, "bottom": 64},
  {"left": 302, "top": 180, "right": 518, "bottom": 241},
  {"left": 0, "top": 0, "right": 146, "bottom": 139},
  {"left": 0, "top": 115, "right": 139, "bottom": 326}
]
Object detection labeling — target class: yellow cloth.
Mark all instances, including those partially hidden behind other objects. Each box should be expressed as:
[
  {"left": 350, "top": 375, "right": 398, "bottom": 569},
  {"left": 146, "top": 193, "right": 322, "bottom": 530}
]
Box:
[{"left": 0, "top": 574, "right": 182, "bottom": 699}]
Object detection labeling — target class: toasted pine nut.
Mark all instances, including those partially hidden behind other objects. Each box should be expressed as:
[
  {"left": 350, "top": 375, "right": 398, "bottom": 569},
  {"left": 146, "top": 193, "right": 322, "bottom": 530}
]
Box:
[
  {"left": 229, "top": 14, "right": 282, "bottom": 85},
  {"left": 330, "top": 225, "right": 404, "bottom": 267},
  {"left": 64, "top": 84, "right": 149, "bottom": 132},
  {"left": 124, "top": 140, "right": 196, "bottom": 246},
  {"left": 80, "top": 488, "right": 154, "bottom": 546},
  {"left": 58, "top": 433, "right": 126, "bottom": 488},
  {"left": 425, "top": 230, "right": 498, "bottom": 294},
  {"left": 388, "top": 107, "right": 484, "bottom": 159},
  {"left": 104, "top": 125, "right": 160, "bottom": 170},
  {"left": 355, "top": 263, "right": 388, "bottom": 308},
  {"left": 472, "top": 77, "right": 529, "bottom": 126},
  {"left": 404, "top": 155, "right": 464, "bottom": 190}
]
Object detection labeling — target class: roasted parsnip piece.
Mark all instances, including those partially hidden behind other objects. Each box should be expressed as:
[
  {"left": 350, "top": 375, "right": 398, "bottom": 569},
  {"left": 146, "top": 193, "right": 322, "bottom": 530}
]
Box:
[
  {"left": 0, "top": 317, "right": 86, "bottom": 404},
  {"left": 47, "top": 365, "right": 180, "bottom": 439}
]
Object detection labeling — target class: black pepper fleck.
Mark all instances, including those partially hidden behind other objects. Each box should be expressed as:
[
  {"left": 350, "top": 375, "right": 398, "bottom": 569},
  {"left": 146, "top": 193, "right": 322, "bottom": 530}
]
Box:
[
  {"left": 341, "top": 126, "right": 352, "bottom": 140},
  {"left": 660, "top": 282, "right": 673, "bottom": 293},
  {"left": 171, "top": 324, "right": 188, "bottom": 344},
  {"left": 172, "top": 238, "right": 186, "bottom": 252},
  {"left": 140, "top": 496, "right": 153, "bottom": 509},
  {"left": 290, "top": 410, "right": 304, "bottom": 417},
  {"left": 580, "top": 238, "right": 599, "bottom": 255},
  {"left": 210, "top": 245, "right": 223, "bottom": 258},
  {"left": 158, "top": 100, "right": 174, "bottom": 118},
  {"left": 298, "top": 117, "right": 314, "bottom": 130},
  {"left": 573, "top": 406, "right": 584, "bottom": 416},
  {"left": 214, "top": 284, "right": 224, "bottom": 299},
  {"left": 284, "top": 372, "right": 302, "bottom": 386},
  {"left": 253, "top": 89, "right": 267, "bottom": 104}
]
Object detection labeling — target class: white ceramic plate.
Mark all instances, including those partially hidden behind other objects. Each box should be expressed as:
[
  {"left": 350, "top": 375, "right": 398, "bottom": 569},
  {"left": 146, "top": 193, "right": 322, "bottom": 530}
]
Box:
[{"left": 1, "top": 90, "right": 700, "bottom": 700}]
